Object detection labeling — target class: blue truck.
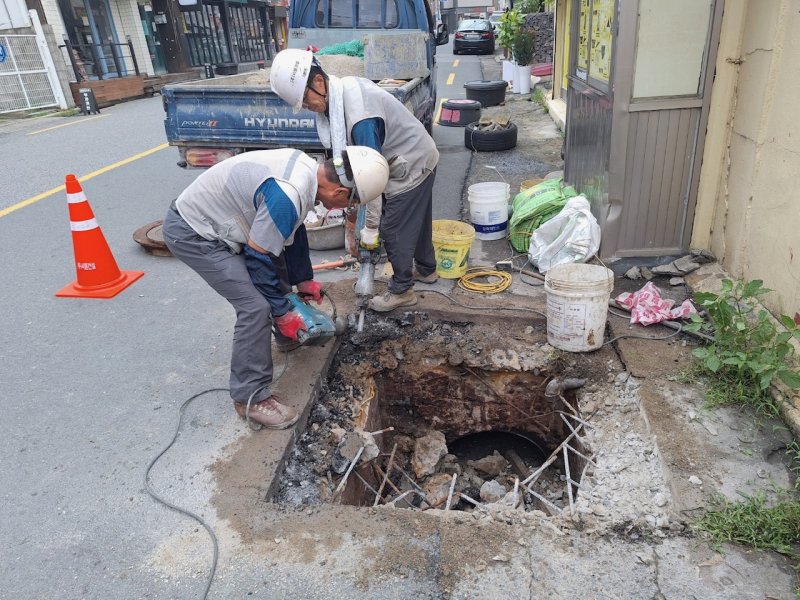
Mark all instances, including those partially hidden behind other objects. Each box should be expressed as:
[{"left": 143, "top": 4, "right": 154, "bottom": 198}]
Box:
[{"left": 162, "top": 0, "right": 449, "bottom": 168}]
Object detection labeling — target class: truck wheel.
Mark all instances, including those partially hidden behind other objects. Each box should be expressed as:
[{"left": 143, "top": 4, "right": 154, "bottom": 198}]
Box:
[{"left": 464, "top": 121, "right": 517, "bottom": 152}]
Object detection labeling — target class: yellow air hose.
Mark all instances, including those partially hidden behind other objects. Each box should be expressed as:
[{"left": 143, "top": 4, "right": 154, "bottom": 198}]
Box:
[{"left": 457, "top": 268, "right": 513, "bottom": 294}]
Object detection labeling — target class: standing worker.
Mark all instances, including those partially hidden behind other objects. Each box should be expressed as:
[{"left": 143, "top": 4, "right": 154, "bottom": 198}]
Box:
[
  {"left": 162, "top": 147, "right": 389, "bottom": 430},
  {"left": 270, "top": 49, "right": 440, "bottom": 312}
]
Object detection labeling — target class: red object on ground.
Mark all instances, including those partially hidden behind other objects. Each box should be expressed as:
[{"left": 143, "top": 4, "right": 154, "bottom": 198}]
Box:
[
  {"left": 794, "top": 312, "right": 800, "bottom": 326},
  {"left": 55, "top": 174, "right": 144, "bottom": 298},
  {"left": 531, "top": 63, "right": 553, "bottom": 77}
]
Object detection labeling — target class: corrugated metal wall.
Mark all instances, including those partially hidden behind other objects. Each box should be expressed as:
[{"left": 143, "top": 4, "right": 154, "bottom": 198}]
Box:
[
  {"left": 564, "top": 80, "right": 613, "bottom": 205},
  {"left": 616, "top": 108, "right": 699, "bottom": 255}
]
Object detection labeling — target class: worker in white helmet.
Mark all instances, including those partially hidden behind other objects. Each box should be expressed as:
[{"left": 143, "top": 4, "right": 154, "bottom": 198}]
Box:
[
  {"left": 162, "top": 147, "right": 389, "bottom": 430},
  {"left": 270, "top": 49, "right": 440, "bottom": 312}
]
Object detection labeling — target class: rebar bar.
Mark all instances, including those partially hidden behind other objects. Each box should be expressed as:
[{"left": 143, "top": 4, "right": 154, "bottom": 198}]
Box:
[
  {"left": 353, "top": 471, "right": 379, "bottom": 497},
  {"left": 521, "top": 422, "right": 586, "bottom": 486},
  {"left": 524, "top": 487, "right": 562, "bottom": 514},
  {"left": 445, "top": 474, "right": 458, "bottom": 510},
  {"left": 332, "top": 446, "right": 364, "bottom": 501},
  {"left": 373, "top": 443, "right": 397, "bottom": 507},
  {"left": 563, "top": 445, "right": 574, "bottom": 513}
]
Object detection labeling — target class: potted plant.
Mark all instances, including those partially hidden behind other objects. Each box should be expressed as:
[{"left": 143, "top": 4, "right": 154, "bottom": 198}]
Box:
[
  {"left": 512, "top": 31, "right": 533, "bottom": 94},
  {"left": 497, "top": 10, "right": 523, "bottom": 85}
]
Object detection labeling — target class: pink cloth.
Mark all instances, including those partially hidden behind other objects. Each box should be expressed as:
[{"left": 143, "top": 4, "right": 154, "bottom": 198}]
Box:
[{"left": 615, "top": 282, "right": 697, "bottom": 326}]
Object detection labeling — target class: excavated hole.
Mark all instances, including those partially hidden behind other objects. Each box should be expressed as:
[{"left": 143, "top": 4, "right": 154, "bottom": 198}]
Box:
[{"left": 276, "top": 313, "right": 591, "bottom": 514}]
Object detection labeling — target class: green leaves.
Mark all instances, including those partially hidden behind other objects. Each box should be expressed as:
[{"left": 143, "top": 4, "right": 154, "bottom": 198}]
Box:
[
  {"left": 690, "top": 278, "right": 800, "bottom": 414},
  {"left": 778, "top": 369, "right": 800, "bottom": 389}
]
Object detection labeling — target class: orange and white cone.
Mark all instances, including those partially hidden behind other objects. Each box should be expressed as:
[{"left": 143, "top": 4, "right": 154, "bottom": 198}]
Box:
[{"left": 56, "top": 174, "right": 144, "bottom": 298}]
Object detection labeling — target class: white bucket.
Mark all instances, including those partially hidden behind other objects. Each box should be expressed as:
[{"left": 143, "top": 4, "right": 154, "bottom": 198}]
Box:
[
  {"left": 544, "top": 263, "right": 614, "bottom": 352},
  {"left": 517, "top": 64, "right": 531, "bottom": 94},
  {"left": 468, "top": 182, "right": 510, "bottom": 240}
]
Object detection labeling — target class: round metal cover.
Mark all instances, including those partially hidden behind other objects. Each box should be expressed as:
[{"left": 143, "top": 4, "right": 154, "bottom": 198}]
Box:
[{"left": 133, "top": 220, "right": 172, "bottom": 257}]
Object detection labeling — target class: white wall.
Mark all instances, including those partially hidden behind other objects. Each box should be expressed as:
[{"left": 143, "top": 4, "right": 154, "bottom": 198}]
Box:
[{"left": 0, "top": 0, "right": 29, "bottom": 28}]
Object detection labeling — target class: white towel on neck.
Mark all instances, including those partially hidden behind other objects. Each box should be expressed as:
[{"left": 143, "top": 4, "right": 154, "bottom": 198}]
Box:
[{"left": 315, "top": 74, "right": 348, "bottom": 160}]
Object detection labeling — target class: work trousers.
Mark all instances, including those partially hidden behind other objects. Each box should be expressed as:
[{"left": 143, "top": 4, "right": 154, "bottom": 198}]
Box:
[
  {"left": 162, "top": 206, "right": 310, "bottom": 404},
  {"left": 381, "top": 168, "right": 437, "bottom": 294}
]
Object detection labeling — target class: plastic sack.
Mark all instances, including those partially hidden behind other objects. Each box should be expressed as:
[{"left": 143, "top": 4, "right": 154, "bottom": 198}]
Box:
[
  {"left": 508, "top": 177, "right": 577, "bottom": 252},
  {"left": 528, "top": 195, "right": 601, "bottom": 273}
]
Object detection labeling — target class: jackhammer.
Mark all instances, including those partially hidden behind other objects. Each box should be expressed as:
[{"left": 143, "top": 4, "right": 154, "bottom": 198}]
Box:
[{"left": 352, "top": 204, "right": 380, "bottom": 332}]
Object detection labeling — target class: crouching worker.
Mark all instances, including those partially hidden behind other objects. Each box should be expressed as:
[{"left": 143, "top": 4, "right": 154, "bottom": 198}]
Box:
[{"left": 163, "top": 147, "right": 389, "bottom": 430}]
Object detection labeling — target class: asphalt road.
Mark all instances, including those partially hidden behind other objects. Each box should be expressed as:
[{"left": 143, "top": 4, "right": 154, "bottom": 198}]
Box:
[{"left": 0, "top": 41, "right": 483, "bottom": 598}]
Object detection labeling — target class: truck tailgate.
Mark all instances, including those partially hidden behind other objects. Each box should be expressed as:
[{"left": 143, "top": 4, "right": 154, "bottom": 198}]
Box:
[{"left": 163, "top": 80, "right": 322, "bottom": 149}]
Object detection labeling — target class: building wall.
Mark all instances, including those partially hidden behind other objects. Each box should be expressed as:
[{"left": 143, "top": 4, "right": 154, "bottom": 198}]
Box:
[
  {"left": 108, "top": 0, "right": 154, "bottom": 75},
  {"left": 692, "top": 0, "right": 800, "bottom": 316}
]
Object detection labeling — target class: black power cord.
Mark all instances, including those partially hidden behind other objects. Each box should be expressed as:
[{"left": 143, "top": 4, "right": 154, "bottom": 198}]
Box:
[{"left": 143, "top": 387, "right": 227, "bottom": 600}]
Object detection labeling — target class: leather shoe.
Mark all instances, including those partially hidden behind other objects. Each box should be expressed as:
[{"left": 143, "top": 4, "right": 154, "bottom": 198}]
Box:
[
  {"left": 413, "top": 268, "right": 438, "bottom": 284},
  {"left": 234, "top": 394, "right": 299, "bottom": 430},
  {"left": 368, "top": 289, "right": 417, "bottom": 312}
]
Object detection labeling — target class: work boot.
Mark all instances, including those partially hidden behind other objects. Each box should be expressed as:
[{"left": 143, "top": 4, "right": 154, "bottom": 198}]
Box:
[
  {"left": 368, "top": 289, "right": 417, "bottom": 312},
  {"left": 234, "top": 394, "right": 299, "bottom": 430},
  {"left": 413, "top": 268, "right": 438, "bottom": 284},
  {"left": 272, "top": 329, "right": 300, "bottom": 352}
]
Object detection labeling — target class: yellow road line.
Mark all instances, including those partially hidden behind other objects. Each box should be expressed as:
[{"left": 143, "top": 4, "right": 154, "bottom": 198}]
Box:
[
  {"left": 434, "top": 98, "right": 447, "bottom": 125},
  {"left": 27, "top": 114, "right": 108, "bottom": 136},
  {"left": 453, "top": 60, "right": 460, "bottom": 67},
  {"left": 446, "top": 73, "right": 455, "bottom": 85},
  {"left": 0, "top": 143, "right": 169, "bottom": 219}
]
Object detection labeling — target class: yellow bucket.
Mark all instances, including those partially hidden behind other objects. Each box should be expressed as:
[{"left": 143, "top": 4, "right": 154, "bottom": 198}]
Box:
[
  {"left": 431, "top": 220, "right": 475, "bottom": 279},
  {"left": 520, "top": 178, "right": 544, "bottom": 193}
]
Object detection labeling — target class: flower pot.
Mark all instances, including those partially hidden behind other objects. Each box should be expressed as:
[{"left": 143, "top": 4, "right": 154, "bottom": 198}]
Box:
[
  {"left": 517, "top": 64, "right": 531, "bottom": 94},
  {"left": 502, "top": 60, "right": 516, "bottom": 86}
]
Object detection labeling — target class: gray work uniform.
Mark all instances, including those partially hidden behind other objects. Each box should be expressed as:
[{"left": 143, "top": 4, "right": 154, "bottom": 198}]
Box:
[
  {"left": 341, "top": 77, "right": 441, "bottom": 294},
  {"left": 162, "top": 149, "right": 317, "bottom": 404}
]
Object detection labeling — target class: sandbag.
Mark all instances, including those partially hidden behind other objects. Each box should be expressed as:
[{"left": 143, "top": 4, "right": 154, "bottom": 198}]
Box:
[{"left": 508, "top": 178, "right": 577, "bottom": 252}]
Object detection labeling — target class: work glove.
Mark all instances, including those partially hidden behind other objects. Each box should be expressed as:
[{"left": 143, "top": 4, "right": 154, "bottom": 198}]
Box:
[
  {"left": 296, "top": 280, "right": 324, "bottom": 305},
  {"left": 359, "top": 227, "right": 380, "bottom": 250},
  {"left": 274, "top": 310, "right": 307, "bottom": 341}
]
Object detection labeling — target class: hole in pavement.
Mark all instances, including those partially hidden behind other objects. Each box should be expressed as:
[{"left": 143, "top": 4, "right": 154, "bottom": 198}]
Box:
[{"left": 275, "top": 313, "right": 592, "bottom": 515}]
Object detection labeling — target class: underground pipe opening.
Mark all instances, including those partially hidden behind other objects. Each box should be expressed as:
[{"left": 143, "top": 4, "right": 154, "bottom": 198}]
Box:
[{"left": 276, "top": 314, "right": 592, "bottom": 515}]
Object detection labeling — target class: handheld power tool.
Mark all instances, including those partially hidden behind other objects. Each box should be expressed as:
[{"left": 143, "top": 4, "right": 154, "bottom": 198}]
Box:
[
  {"left": 353, "top": 205, "right": 380, "bottom": 332},
  {"left": 285, "top": 292, "right": 344, "bottom": 346}
]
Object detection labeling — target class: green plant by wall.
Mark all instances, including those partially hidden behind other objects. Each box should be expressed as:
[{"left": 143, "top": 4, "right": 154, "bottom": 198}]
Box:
[
  {"left": 512, "top": 31, "right": 534, "bottom": 66},
  {"left": 497, "top": 10, "right": 524, "bottom": 53},
  {"left": 532, "top": 87, "right": 549, "bottom": 112},
  {"left": 789, "top": 441, "right": 800, "bottom": 493},
  {"left": 685, "top": 279, "right": 800, "bottom": 416}
]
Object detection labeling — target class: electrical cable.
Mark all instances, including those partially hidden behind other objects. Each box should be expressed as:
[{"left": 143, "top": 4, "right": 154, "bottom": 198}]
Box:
[
  {"left": 457, "top": 268, "right": 513, "bottom": 294},
  {"left": 143, "top": 387, "right": 225, "bottom": 600},
  {"left": 144, "top": 347, "right": 291, "bottom": 599}
]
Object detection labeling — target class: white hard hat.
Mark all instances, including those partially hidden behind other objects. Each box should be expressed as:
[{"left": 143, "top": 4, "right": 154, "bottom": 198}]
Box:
[
  {"left": 338, "top": 146, "right": 390, "bottom": 204},
  {"left": 269, "top": 49, "right": 316, "bottom": 112}
]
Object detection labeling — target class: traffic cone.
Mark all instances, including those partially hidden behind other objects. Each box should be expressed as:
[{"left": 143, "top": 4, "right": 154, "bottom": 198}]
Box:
[{"left": 56, "top": 174, "right": 144, "bottom": 298}]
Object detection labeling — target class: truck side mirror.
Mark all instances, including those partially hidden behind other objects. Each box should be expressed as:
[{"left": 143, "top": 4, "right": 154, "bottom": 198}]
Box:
[{"left": 435, "top": 24, "right": 449, "bottom": 46}]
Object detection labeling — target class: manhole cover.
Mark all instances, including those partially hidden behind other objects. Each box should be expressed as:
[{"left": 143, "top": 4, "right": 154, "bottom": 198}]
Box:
[{"left": 133, "top": 220, "right": 171, "bottom": 257}]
